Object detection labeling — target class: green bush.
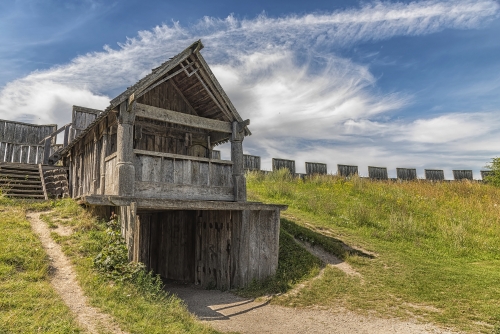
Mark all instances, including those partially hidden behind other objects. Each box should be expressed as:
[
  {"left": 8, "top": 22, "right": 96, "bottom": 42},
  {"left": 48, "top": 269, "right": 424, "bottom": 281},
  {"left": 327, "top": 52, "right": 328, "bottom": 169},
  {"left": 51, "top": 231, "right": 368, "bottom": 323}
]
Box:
[
  {"left": 93, "top": 215, "right": 164, "bottom": 300},
  {"left": 484, "top": 157, "right": 500, "bottom": 187}
]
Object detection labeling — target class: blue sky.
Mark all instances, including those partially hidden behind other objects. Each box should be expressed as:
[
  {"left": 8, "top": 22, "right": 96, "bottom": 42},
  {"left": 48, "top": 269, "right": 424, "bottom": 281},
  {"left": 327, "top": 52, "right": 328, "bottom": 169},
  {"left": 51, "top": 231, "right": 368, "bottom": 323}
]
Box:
[{"left": 0, "top": 0, "right": 499, "bottom": 178}]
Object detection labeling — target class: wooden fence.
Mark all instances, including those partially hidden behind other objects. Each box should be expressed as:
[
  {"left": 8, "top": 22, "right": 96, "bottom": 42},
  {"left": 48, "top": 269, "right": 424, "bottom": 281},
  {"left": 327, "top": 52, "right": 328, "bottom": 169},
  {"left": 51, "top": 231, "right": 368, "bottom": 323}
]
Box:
[
  {"left": 0, "top": 119, "right": 59, "bottom": 164},
  {"left": 244, "top": 154, "right": 261, "bottom": 171},
  {"left": 338, "top": 164, "right": 358, "bottom": 177},
  {"left": 368, "top": 166, "right": 388, "bottom": 180},
  {"left": 272, "top": 158, "right": 295, "bottom": 174},
  {"left": 453, "top": 170, "right": 473, "bottom": 181},
  {"left": 305, "top": 162, "right": 327, "bottom": 175},
  {"left": 424, "top": 169, "right": 445, "bottom": 181},
  {"left": 396, "top": 168, "right": 417, "bottom": 181},
  {"left": 211, "top": 150, "right": 221, "bottom": 160}
]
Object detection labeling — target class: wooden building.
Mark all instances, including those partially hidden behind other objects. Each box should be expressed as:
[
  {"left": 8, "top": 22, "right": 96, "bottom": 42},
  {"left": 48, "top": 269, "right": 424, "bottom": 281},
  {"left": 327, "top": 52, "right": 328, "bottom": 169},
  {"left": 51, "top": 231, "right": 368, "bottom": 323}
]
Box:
[{"left": 50, "top": 40, "right": 286, "bottom": 290}]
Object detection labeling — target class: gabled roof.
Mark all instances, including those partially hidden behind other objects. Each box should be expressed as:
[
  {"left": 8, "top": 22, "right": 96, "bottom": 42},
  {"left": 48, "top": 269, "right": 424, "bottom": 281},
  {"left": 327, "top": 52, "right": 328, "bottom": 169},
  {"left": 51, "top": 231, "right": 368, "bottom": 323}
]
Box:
[
  {"left": 111, "top": 40, "right": 248, "bottom": 127},
  {"left": 61, "top": 40, "right": 250, "bottom": 155}
]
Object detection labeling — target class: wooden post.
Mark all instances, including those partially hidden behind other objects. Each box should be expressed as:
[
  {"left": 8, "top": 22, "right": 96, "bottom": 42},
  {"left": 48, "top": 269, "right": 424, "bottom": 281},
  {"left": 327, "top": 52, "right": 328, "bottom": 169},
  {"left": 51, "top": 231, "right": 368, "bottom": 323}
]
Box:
[
  {"left": 231, "top": 121, "right": 247, "bottom": 202},
  {"left": 63, "top": 125, "right": 69, "bottom": 148},
  {"left": 92, "top": 131, "right": 99, "bottom": 194},
  {"left": 115, "top": 101, "right": 135, "bottom": 196},
  {"left": 100, "top": 127, "right": 108, "bottom": 195},
  {"left": 43, "top": 137, "right": 51, "bottom": 165}
]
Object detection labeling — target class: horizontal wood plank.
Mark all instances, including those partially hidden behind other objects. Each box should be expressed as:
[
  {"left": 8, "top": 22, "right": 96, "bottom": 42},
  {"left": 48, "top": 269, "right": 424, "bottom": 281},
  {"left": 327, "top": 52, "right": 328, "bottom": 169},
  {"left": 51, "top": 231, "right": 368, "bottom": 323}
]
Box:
[
  {"left": 135, "top": 103, "right": 232, "bottom": 133},
  {"left": 134, "top": 149, "right": 233, "bottom": 165},
  {"left": 82, "top": 195, "right": 288, "bottom": 211}
]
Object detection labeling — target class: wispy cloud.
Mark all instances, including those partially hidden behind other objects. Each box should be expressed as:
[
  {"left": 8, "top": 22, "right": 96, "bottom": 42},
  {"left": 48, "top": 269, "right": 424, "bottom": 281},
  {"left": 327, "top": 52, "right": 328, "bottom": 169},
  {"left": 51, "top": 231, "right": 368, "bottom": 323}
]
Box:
[{"left": 0, "top": 0, "right": 498, "bottom": 175}]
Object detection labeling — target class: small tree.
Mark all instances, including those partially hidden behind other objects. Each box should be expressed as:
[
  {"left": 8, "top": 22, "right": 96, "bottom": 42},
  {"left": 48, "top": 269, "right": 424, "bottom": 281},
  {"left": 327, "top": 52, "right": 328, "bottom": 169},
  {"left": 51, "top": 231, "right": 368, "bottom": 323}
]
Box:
[{"left": 484, "top": 157, "right": 500, "bottom": 186}]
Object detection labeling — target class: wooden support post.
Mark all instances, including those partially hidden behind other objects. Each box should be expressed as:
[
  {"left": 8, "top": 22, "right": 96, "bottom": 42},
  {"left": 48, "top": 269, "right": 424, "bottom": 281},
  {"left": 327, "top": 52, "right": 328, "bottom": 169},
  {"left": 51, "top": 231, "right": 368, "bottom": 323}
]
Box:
[
  {"left": 100, "top": 128, "right": 108, "bottom": 195},
  {"left": 92, "top": 131, "right": 99, "bottom": 194},
  {"left": 115, "top": 101, "right": 135, "bottom": 196},
  {"left": 43, "top": 138, "right": 51, "bottom": 165},
  {"left": 231, "top": 120, "right": 249, "bottom": 202},
  {"left": 63, "top": 126, "right": 69, "bottom": 147}
]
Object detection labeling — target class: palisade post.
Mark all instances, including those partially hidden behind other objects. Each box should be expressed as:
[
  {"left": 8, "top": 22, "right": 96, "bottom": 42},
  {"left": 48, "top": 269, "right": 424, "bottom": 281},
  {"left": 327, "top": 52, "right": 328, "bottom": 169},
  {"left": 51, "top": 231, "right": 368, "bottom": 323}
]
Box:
[
  {"left": 231, "top": 120, "right": 247, "bottom": 202},
  {"left": 100, "top": 127, "right": 108, "bottom": 195},
  {"left": 115, "top": 101, "right": 136, "bottom": 196}
]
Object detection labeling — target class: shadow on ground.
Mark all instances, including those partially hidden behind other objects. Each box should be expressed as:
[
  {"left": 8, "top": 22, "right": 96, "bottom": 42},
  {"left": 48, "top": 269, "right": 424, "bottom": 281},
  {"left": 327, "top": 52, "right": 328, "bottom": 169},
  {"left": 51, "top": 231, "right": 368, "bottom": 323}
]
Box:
[{"left": 165, "top": 282, "right": 269, "bottom": 321}]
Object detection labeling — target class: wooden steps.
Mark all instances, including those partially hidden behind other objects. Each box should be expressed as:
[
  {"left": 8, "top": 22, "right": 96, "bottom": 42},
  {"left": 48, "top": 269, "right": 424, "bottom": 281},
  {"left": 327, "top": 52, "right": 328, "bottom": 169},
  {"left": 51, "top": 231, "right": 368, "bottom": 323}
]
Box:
[{"left": 0, "top": 163, "right": 45, "bottom": 199}]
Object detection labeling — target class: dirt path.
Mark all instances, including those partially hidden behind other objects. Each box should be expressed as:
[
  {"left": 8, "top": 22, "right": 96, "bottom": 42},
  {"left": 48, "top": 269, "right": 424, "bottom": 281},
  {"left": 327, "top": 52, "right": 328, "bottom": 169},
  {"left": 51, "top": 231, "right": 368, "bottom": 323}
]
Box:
[
  {"left": 167, "top": 284, "right": 459, "bottom": 334},
  {"left": 27, "top": 212, "right": 128, "bottom": 334}
]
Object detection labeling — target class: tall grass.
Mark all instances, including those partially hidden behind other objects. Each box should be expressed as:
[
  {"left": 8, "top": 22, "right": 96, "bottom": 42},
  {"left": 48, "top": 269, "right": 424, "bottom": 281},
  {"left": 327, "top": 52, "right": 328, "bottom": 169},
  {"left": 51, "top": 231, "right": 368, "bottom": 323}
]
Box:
[{"left": 247, "top": 170, "right": 500, "bottom": 333}]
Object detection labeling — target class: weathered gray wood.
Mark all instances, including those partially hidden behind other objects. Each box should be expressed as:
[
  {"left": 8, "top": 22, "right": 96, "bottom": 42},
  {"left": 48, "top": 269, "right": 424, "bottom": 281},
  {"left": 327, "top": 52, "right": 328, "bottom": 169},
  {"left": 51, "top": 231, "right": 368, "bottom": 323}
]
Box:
[
  {"left": 272, "top": 158, "right": 295, "bottom": 174},
  {"left": 43, "top": 139, "right": 51, "bottom": 164},
  {"left": 135, "top": 103, "right": 232, "bottom": 133},
  {"left": 135, "top": 182, "right": 234, "bottom": 201},
  {"left": 243, "top": 154, "right": 261, "bottom": 171},
  {"left": 82, "top": 195, "right": 286, "bottom": 211},
  {"left": 115, "top": 102, "right": 135, "bottom": 196},
  {"left": 425, "top": 169, "right": 445, "bottom": 181},
  {"left": 453, "top": 170, "right": 473, "bottom": 181},
  {"left": 337, "top": 164, "right": 358, "bottom": 177},
  {"left": 397, "top": 168, "right": 417, "bottom": 181},
  {"left": 368, "top": 166, "right": 388, "bottom": 180},
  {"left": 134, "top": 149, "right": 232, "bottom": 165},
  {"left": 38, "top": 164, "right": 48, "bottom": 200},
  {"left": 305, "top": 162, "right": 327, "bottom": 175},
  {"left": 211, "top": 150, "right": 221, "bottom": 160}
]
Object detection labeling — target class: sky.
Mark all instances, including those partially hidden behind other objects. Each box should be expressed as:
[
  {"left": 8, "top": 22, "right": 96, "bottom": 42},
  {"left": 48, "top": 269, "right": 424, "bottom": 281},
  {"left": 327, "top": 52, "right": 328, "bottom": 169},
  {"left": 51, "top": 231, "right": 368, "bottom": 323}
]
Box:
[{"left": 0, "top": 0, "right": 499, "bottom": 178}]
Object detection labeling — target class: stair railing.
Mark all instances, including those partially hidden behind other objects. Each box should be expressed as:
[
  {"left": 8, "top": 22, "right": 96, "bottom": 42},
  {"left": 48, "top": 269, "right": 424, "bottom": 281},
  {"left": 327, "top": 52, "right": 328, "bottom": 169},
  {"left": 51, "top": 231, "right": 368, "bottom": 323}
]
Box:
[{"left": 39, "top": 123, "right": 72, "bottom": 165}]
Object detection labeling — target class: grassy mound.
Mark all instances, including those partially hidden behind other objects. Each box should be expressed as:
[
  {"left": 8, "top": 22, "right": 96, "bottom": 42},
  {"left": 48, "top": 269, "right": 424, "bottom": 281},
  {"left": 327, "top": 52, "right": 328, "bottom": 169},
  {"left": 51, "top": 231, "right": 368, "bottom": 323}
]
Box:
[{"left": 247, "top": 170, "right": 500, "bottom": 333}]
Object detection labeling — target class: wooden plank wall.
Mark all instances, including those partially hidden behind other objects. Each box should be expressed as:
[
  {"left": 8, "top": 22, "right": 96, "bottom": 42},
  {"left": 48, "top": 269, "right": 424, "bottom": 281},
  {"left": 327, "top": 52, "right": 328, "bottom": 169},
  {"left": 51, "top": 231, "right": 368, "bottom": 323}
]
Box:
[
  {"left": 425, "top": 169, "right": 445, "bottom": 181},
  {"left": 196, "top": 210, "right": 232, "bottom": 290},
  {"left": 137, "top": 211, "right": 196, "bottom": 282},
  {"left": 453, "top": 170, "right": 473, "bottom": 181},
  {"left": 71, "top": 108, "right": 99, "bottom": 141},
  {"left": 133, "top": 208, "right": 280, "bottom": 290},
  {"left": 244, "top": 154, "right": 261, "bottom": 171},
  {"left": 272, "top": 158, "right": 295, "bottom": 174},
  {"left": 337, "top": 164, "right": 358, "bottom": 177},
  {"left": 368, "top": 166, "right": 388, "bottom": 180},
  {"left": 231, "top": 209, "right": 279, "bottom": 289},
  {"left": 137, "top": 80, "right": 196, "bottom": 116},
  {"left": 397, "top": 168, "right": 417, "bottom": 181},
  {"left": 0, "top": 120, "right": 57, "bottom": 164},
  {"left": 211, "top": 150, "right": 221, "bottom": 160},
  {"left": 305, "top": 162, "right": 327, "bottom": 175},
  {"left": 70, "top": 111, "right": 117, "bottom": 198},
  {"left": 134, "top": 152, "right": 234, "bottom": 201}
]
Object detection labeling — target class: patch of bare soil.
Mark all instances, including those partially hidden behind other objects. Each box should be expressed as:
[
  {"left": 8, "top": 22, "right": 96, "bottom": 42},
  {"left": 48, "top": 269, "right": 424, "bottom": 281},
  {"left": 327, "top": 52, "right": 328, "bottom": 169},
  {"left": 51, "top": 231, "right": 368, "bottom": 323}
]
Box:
[
  {"left": 28, "top": 212, "right": 127, "bottom": 334},
  {"left": 166, "top": 283, "right": 460, "bottom": 334},
  {"left": 294, "top": 238, "right": 362, "bottom": 278}
]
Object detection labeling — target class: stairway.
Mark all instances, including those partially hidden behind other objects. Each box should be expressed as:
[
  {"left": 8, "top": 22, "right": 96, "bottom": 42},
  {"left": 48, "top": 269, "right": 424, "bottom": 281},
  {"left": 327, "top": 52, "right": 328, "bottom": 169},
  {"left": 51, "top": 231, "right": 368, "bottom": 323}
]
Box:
[{"left": 0, "top": 163, "right": 46, "bottom": 199}]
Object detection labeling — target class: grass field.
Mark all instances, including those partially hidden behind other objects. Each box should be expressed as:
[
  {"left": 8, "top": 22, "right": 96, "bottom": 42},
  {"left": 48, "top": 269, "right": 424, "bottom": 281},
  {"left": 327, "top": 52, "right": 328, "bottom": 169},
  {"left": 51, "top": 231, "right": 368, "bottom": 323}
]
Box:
[
  {"left": 2, "top": 171, "right": 499, "bottom": 333},
  {"left": 0, "top": 196, "right": 217, "bottom": 334},
  {"left": 0, "top": 197, "right": 82, "bottom": 333},
  {"left": 246, "top": 170, "right": 500, "bottom": 333}
]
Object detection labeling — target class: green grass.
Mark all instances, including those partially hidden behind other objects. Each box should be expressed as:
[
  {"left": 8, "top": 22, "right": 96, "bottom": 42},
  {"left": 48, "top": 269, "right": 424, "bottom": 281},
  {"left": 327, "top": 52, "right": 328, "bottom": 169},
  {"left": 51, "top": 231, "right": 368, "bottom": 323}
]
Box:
[
  {"left": 0, "top": 196, "right": 82, "bottom": 333},
  {"left": 246, "top": 170, "right": 500, "bottom": 333},
  {"left": 40, "top": 199, "right": 217, "bottom": 334}
]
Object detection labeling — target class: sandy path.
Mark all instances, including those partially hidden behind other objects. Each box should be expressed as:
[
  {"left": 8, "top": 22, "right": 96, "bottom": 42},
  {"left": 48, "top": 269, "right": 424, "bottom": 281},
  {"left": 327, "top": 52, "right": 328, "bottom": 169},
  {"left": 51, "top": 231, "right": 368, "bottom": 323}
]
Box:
[
  {"left": 28, "top": 212, "right": 128, "bottom": 334},
  {"left": 167, "top": 284, "right": 459, "bottom": 334}
]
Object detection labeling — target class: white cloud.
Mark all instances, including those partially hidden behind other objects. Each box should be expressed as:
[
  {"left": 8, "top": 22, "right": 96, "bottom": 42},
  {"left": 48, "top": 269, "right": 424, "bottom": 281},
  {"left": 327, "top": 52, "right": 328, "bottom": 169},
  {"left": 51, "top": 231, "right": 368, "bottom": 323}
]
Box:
[{"left": 0, "top": 0, "right": 499, "bottom": 176}]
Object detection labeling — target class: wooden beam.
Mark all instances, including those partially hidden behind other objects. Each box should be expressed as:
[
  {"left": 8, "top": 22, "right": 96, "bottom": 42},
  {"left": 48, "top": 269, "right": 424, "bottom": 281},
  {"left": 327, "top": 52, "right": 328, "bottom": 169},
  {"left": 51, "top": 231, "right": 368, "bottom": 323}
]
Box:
[
  {"left": 135, "top": 103, "right": 232, "bottom": 133},
  {"left": 170, "top": 81, "right": 198, "bottom": 116},
  {"left": 134, "top": 149, "right": 232, "bottom": 165},
  {"left": 82, "top": 195, "right": 288, "bottom": 211}
]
